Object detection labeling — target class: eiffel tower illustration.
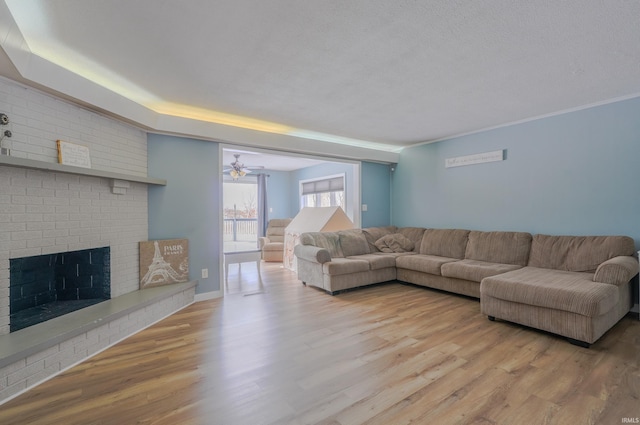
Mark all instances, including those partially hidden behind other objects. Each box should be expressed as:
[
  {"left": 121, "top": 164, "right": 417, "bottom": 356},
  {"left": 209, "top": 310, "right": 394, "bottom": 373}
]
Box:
[{"left": 141, "top": 241, "right": 188, "bottom": 285}]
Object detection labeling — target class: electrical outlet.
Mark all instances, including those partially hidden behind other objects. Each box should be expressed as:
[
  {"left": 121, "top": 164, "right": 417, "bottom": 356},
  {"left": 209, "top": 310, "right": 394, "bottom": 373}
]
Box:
[
  {"left": 361, "top": 204, "right": 368, "bottom": 212},
  {"left": 201, "top": 268, "right": 208, "bottom": 279}
]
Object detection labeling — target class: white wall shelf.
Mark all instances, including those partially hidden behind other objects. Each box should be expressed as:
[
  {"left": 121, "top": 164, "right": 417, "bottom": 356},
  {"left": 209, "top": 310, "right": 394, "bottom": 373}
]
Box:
[{"left": 0, "top": 155, "right": 166, "bottom": 186}]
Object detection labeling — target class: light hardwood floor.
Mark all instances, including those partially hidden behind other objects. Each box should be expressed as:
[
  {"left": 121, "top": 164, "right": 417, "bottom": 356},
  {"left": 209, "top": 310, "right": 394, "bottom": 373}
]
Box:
[{"left": 1, "top": 262, "right": 639, "bottom": 424}]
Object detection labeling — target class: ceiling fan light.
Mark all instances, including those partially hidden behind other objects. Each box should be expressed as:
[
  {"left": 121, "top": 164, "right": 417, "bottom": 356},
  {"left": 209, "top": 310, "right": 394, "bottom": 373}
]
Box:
[{"left": 228, "top": 153, "right": 253, "bottom": 180}]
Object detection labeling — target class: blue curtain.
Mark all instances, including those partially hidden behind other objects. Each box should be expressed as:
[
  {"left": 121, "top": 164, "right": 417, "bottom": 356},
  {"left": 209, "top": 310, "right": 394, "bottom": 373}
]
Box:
[{"left": 257, "top": 173, "right": 269, "bottom": 238}]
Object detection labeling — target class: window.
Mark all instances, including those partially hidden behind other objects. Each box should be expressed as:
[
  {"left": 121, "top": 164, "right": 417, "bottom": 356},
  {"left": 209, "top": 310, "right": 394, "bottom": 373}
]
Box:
[
  {"left": 300, "top": 175, "right": 345, "bottom": 209},
  {"left": 223, "top": 175, "right": 258, "bottom": 252}
]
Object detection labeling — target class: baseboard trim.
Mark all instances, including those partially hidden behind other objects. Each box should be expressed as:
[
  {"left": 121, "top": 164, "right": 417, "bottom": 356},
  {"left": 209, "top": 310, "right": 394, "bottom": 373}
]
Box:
[{"left": 194, "top": 290, "right": 223, "bottom": 302}]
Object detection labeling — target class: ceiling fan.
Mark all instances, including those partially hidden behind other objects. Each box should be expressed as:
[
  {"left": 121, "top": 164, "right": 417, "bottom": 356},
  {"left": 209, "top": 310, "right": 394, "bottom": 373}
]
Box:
[{"left": 223, "top": 154, "right": 263, "bottom": 180}]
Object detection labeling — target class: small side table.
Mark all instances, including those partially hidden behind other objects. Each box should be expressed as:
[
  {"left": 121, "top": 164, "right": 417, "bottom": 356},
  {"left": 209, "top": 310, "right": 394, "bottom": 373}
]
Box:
[{"left": 224, "top": 249, "right": 263, "bottom": 291}]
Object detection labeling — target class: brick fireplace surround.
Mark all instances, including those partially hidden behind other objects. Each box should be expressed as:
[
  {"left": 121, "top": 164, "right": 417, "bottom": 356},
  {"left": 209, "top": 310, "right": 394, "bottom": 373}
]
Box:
[{"left": 0, "top": 77, "right": 195, "bottom": 403}]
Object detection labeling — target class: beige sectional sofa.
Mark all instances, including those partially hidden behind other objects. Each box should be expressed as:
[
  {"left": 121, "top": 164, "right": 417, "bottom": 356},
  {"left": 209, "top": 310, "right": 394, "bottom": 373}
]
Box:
[{"left": 293, "top": 226, "right": 638, "bottom": 347}]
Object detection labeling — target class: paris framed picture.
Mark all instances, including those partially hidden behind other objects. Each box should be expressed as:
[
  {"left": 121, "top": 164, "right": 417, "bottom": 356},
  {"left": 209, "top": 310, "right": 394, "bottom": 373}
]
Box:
[{"left": 139, "top": 238, "right": 189, "bottom": 289}]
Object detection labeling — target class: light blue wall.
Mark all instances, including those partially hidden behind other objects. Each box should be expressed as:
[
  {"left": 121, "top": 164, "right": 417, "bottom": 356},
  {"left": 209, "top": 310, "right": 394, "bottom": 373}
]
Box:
[
  {"left": 263, "top": 169, "right": 294, "bottom": 219},
  {"left": 147, "top": 134, "right": 221, "bottom": 294},
  {"left": 361, "top": 161, "right": 392, "bottom": 227},
  {"left": 392, "top": 97, "right": 640, "bottom": 249}
]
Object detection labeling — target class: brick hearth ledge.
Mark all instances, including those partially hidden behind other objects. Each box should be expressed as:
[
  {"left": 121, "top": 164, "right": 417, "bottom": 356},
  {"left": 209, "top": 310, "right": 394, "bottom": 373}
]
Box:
[{"left": 0, "top": 281, "right": 197, "bottom": 404}]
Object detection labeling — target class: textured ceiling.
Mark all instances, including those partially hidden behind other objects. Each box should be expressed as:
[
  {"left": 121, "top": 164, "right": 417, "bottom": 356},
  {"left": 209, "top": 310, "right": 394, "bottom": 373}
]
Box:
[{"left": 2, "top": 0, "right": 640, "bottom": 153}]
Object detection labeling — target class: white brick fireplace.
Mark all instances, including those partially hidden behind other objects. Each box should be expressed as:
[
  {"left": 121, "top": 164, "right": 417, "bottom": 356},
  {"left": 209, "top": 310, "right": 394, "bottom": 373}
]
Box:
[
  {"left": 0, "top": 76, "right": 196, "bottom": 403},
  {"left": 0, "top": 76, "right": 149, "bottom": 335},
  {"left": 1, "top": 167, "right": 149, "bottom": 332}
]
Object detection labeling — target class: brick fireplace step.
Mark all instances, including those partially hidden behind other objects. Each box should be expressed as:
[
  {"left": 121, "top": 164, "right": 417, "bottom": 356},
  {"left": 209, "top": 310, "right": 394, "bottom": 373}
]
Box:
[{"left": 0, "top": 281, "right": 197, "bottom": 370}]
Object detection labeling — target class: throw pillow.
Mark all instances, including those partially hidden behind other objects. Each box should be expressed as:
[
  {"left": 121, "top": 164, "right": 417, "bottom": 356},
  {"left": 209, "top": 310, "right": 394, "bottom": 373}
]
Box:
[{"left": 375, "top": 233, "right": 415, "bottom": 253}]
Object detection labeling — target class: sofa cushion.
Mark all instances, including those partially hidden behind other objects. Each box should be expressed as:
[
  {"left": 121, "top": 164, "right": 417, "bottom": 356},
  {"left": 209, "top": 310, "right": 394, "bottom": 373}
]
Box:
[
  {"left": 396, "top": 254, "right": 459, "bottom": 276},
  {"left": 420, "top": 229, "right": 470, "bottom": 259},
  {"left": 441, "top": 259, "right": 522, "bottom": 282},
  {"left": 374, "top": 233, "right": 415, "bottom": 253},
  {"left": 300, "top": 232, "right": 344, "bottom": 258},
  {"left": 481, "top": 267, "right": 619, "bottom": 317},
  {"left": 323, "top": 258, "right": 370, "bottom": 275},
  {"left": 362, "top": 226, "right": 398, "bottom": 252},
  {"left": 339, "top": 229, "right": 370, "bottom": 257},
  {"left": 346, "top": 254, "right": 397, "bottom": 270},
  {"left": 465, "top": 231, "right": 532, "bottom": 266},
  {"left": 528, "top": 234, "right": 636, "bottom": 272},
  {"left": 397, "top": 227, "right": 426, "bottom": 251}
]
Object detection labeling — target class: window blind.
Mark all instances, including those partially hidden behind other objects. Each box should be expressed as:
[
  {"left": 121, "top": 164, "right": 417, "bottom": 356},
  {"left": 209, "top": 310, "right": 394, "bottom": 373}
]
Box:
[{"left": 301, "top": 176, "right": 344, "bottom": 195}]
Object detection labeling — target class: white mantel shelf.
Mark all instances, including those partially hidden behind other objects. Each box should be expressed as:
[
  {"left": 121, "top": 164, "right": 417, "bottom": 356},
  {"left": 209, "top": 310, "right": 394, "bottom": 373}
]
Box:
[{"left": 0, "top": 155, "right": 167, "bottom": 186}]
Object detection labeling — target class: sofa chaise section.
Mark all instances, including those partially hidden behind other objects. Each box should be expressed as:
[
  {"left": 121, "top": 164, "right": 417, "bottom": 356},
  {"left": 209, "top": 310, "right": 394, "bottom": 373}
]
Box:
[{"left": 481, "top": 234, "right": 638, "bottom": 346}]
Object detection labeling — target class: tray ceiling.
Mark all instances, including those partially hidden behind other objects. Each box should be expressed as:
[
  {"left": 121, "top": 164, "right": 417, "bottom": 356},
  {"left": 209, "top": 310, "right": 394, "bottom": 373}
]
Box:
[{"left": 2, "top": 0, "right": 639, "bottom": 156}]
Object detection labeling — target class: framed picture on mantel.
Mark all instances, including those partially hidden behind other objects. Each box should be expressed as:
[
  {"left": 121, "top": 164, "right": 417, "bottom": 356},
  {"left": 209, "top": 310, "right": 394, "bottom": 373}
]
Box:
[{"left": 57, "top": 140, "right": 92, "bottom": 168}]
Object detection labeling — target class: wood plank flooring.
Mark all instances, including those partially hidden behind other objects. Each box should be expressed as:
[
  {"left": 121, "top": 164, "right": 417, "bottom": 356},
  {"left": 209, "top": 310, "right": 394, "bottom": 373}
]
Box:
[{"left": 1, "top": 262, "right": 639, "bottom": 424}]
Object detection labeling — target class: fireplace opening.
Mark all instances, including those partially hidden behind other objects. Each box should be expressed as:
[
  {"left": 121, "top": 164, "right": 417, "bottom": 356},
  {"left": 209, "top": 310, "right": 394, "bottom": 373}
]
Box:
[{"left": 9, "top": 247, "right": 111, "bottom": 332}]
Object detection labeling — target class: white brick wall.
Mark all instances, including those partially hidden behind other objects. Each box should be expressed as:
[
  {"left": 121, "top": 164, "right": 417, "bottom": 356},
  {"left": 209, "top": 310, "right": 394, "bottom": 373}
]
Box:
[
  {"left": 0, "top": 76, "right": 149, "bottom": 334},
  {"left": 0, "top": 77, "right": 147, "bottom": 176}
]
